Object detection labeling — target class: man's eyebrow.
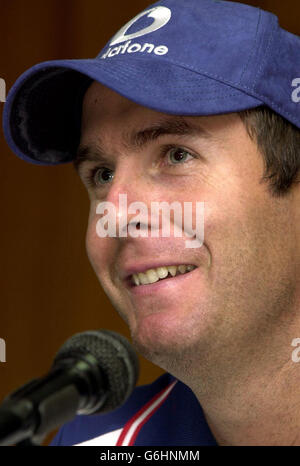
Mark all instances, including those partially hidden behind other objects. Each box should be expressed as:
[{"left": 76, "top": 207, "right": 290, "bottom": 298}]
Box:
[
  {"left": 74, "top": 145, "right": 107, "bottom": 173},
  {"left": 74, "top": 117, "right": 212, "bottom": 173}
]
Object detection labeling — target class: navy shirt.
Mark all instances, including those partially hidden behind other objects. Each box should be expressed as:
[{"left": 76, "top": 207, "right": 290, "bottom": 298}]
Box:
[{"left": 50, "top": 373, "right": 217, "bottom": 446}]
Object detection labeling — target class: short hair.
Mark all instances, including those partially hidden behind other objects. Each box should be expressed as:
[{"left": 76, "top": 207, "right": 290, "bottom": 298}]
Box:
[{"left": 239, "top": 106, "right": 300, "bottom": 197}]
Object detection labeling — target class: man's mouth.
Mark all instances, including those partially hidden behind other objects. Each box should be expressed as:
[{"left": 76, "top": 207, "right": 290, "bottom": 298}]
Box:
[{"left": 130, "top": 264, "right": 197, "bottom": 287}]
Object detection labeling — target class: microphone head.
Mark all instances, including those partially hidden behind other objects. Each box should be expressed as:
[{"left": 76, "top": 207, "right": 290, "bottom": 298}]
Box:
[{"left": 52, "top": 329, "right": 139, "bottom": 414}]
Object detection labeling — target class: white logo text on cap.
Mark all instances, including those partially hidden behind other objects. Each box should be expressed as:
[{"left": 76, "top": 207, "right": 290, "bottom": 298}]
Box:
[{"left": 101, "top": 6, "right": 171, "bottom": 60}]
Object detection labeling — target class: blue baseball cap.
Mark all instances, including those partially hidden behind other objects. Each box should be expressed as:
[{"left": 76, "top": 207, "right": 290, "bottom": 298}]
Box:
[{"left": 3, "top": 0, "right": 300, "bottom": 166}]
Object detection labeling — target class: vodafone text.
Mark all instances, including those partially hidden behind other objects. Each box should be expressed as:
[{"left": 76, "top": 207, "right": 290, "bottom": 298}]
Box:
[{"left": 101, "top": 40, "right": 168, "bottom": 59}]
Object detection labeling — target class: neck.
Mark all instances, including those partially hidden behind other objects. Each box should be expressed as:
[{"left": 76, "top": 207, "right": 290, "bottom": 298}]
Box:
[
  {"left": 187, "top": 322, "right": 300, "bottom": 446},
  {"left": 200, "top": 360, "right": 300, "bottom": 445}
]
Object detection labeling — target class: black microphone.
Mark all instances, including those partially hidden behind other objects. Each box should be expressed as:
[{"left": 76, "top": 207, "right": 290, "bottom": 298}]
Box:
[{"left": 0, "top": 329, "right": 139, "bottom": 446}]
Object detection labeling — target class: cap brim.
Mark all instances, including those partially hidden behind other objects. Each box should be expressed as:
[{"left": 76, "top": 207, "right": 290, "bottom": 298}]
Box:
[{"left": 3, "top": 57, "right": 263, "bottom": 165}]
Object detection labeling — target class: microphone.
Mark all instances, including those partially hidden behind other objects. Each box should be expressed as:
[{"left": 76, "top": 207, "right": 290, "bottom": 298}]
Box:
[{"left": 0, "top": 329, "right": 139, "bottom": 446}]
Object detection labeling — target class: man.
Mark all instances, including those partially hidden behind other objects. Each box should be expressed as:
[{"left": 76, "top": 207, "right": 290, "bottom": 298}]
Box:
[{"left": 3, "top": 0, "right": 300, "bottom": 446}]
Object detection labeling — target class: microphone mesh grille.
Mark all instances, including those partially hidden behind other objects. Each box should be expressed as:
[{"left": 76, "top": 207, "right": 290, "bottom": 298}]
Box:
[{"left": 53, "top": 329, "right": 139, "bottom": 413}]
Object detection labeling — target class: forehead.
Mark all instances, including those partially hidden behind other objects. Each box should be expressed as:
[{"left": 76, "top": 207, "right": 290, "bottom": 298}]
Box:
[
  {"left": 82, "top": 81, "right": 147, "bottom": 125},
  {"left": 81, "top": 80, "right": 241, "bottom": 140}
]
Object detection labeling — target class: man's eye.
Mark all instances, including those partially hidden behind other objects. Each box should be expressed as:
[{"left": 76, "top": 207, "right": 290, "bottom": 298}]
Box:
[
  {"left": 157, "top": 145, "right": 197, "bottom": 167},
  {"left": 85, "top": 167, "right": 114, "bottom": 187},
  {"left": 167, "top": 147, "right": 194, "bottom": 165}
]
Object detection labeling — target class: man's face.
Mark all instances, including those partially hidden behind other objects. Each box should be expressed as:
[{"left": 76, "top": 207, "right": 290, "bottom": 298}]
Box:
[{"left": 78, "top": 82, "right": 299, "bottom": 379}]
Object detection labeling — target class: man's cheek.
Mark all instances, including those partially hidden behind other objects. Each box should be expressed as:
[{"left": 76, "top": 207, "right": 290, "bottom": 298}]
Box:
[
  {"left": 85, "top": 221, "right": 103, "bottom": 271},
  {"left": 86, "top": 220, "right": 117, "bottom": 277}
]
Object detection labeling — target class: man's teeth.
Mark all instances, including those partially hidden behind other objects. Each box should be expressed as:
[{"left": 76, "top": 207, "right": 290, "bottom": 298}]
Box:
[{"left": 131, "top": 265, "right": 197, "bottom": 286}]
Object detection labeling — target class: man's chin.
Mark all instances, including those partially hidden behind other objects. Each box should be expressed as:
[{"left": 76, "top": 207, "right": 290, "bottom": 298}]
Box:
[{"left": 129, "top": 316, "right": 203, "bottom": 375}]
